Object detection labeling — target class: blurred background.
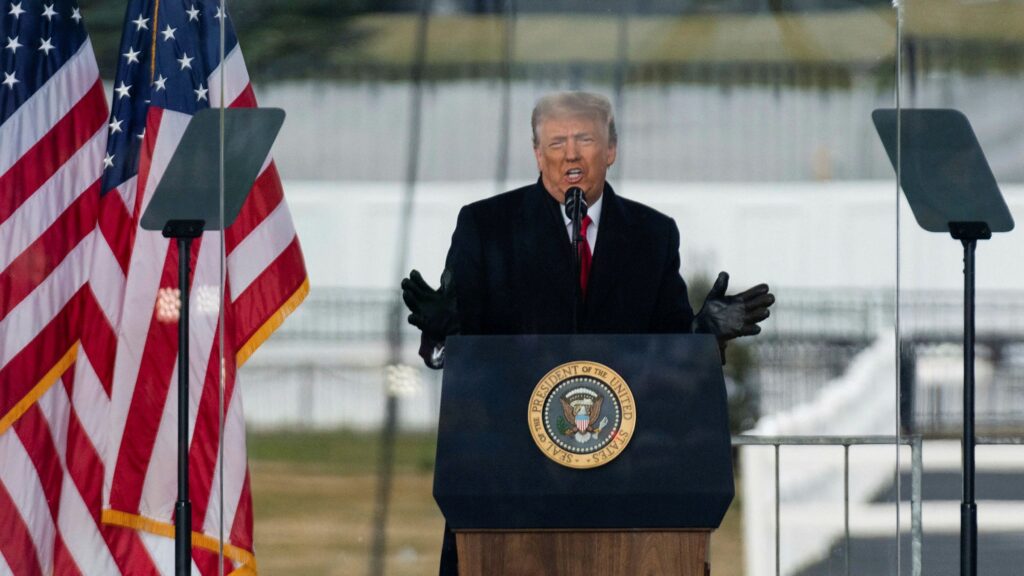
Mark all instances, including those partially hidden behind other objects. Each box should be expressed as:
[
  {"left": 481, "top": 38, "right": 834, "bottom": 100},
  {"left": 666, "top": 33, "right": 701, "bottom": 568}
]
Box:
[{"left": 80, "top": 0, "right": 1024, "bottom": 573}]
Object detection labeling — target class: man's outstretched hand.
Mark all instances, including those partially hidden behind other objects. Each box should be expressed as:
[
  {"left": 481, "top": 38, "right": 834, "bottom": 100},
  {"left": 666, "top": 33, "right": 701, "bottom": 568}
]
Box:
[
  {"left": 693, "top": 271, "right": 774, "bottom": 341},
  {"left": 402, "top": 268, "right": 460, "bottom": 342}
]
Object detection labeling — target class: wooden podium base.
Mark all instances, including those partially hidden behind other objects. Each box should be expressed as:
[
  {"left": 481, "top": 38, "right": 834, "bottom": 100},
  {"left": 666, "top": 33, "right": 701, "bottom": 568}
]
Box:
[{"left": 455, "top": 530, "right": 710, "bottom": 576}]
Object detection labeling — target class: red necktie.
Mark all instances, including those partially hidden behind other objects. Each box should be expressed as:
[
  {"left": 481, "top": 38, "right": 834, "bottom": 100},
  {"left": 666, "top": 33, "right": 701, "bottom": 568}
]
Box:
[{"left": 579, "top": 215, "right": 593, "bottom": 298}]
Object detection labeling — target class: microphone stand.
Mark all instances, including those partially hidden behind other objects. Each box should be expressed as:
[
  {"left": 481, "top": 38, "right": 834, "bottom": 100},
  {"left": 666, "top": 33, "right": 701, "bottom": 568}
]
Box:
[{"left": 567, "top": 188, "right": 586, "bottom": 334}]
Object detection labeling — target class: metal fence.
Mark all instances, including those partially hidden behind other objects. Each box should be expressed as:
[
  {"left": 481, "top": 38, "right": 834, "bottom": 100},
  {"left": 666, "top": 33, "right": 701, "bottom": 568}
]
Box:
[
  {"left": 271, "top": 287, "right": 1024, "bottom": 342},
  {"left": 254, "top": 286, "right": 1024, "bottom": 431},
  {"left": 736, "top": 435, "right": 922, "bottom": 576},
  {"left": 735, "top": 434, "right": 1024, "bottom": 576}
]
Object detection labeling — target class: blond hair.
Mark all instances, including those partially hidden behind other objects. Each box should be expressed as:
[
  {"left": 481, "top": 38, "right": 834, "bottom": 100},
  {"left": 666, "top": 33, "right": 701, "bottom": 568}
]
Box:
[{"left": 531, "top": 91, "right": 617, "bottom": 148}]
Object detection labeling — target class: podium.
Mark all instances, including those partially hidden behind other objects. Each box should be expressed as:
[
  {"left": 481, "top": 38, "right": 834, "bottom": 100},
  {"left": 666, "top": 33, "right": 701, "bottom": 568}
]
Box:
[{"left": 434, "top": 334, "right": 734, "bottom": 575}]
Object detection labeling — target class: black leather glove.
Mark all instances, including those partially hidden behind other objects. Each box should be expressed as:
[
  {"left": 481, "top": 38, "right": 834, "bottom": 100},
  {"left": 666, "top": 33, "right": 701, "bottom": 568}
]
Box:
[
  {"left": 693, "top": 271, "right": 774, "bottom": 341},
  {"left": 401, "top": 268, "right": 460, "bottom": 343}
]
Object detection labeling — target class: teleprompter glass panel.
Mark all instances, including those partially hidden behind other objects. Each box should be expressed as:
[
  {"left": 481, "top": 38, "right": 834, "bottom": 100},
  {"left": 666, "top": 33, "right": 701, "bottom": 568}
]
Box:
[
  {"left": 202, "top": 1, "right": 908, "bottom": 574},
  {"left": 896, "top": 1, "right": 1024, "bottom": 573}
]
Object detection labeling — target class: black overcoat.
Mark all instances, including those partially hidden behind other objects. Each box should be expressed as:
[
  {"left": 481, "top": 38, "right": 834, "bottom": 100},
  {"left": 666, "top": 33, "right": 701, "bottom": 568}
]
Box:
[{"left": 430, "top": 178, "right": 696, "bottom": 575}]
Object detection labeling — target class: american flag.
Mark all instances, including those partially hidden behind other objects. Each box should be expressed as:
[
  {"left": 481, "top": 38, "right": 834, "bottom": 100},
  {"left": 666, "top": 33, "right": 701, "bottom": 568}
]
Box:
[
  {"left": 1, "top": 0, "right": 308, "bottom": 573},
  {"left": 1, "top": 0, "right": 111, "bottom": 573}
]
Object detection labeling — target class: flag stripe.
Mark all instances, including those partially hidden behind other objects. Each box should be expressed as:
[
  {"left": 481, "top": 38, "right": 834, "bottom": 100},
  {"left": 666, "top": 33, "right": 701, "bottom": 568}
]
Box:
[
  {"left": 65, "top": 355, "right": 109, "bottom": 517},
  {"left": 0, "top": 235, "right": 90, "bottom": 369},
  {"left": 0, "top": 343, "right": 77, "bottom": 440},
  {"left": 228, "top": 471, "right": 254, "bottom": 552},
  {"left": 227, "top": 81, "right": 257, "bottom": 110},
  {"left": 237, "top": 277, "right": 309, "bottom": 369},
  {"left": 78, "top": 291, "right": 118, "bottom": 397},
  {"left": 97, "top": 187, "right": 135, "bottom": 275},
  {"left": 137, "top": 232, "right": 221, "bottom": 521},
  {"left": 223, "top": 162, "right": 284, "bottom": 254},
  {"left": 232, "top": 238, "right": 307, "bottom": 359},
  {"left": 14, "top": 404, "right": 64, "bottom": 525},
  {"left": 133, "top": 108, "right": 178, "bottom": 220},
  {"left": 0, "top": 425, "right": 55, "bottom": 575},
  {"left": 63, "top": 381, "right": 105, "bottom": 526},
  {"left": 0, "top": 128, "right": 105, "bottom": 274},
  {"left": 206, "top": 377, "right": 246, "bottom": 543},
  {"left": 0, "top": 81, "right": 107, "bottom": 227},
  {"left": 191, "top": 545, "right": 221, "bottom": 576},
  {"left": 134, "top": 364, "right": 181, "bottom": 522},
  {"left": 58, "top": 484, "right": 117, "bottom": 576},
  {"left": 56, "top": 365, "right": 119, "bottom": 575},
  {"left": 42, "top": 377, "right": 116, "bottom": 576},
  {"left": 228, "top": 201, "right": 296, "bottom": 300},
  {"left": 0, "top": 480, "right": 44, "bottom": 576},
  {"left": 78, "top": 319, "right": 114, "bottom": 405},
  {"left": 0, "top": 41, "right": 100, "bottom": 176},
  {"left": 82, "top": 225, "right": 127, "bottom": 334},
  {"left": 193, "top": 333, "right": 241, "bottom": 538},
  {"left": 138, "top": 530, "right": 178, "bottom": 574},
  {"left": 208, "top": 45, "right": 250, "bottom": 109},
  {"left": 100, "top": 525, "right": 161, "bottom": 576},
  {"left": 0, "top": 542, "right": 13, "bottom": 575},
  {"left": 52, "top": 533, "right": 84, "bottom": 576},
  {"left": 101, "top": 509, "right": 257, "bottom": 567},
  {"left": 1, "top": 289, "right": 84, "bottom": 431},
  {"left": 108, "top": 243, "right": 185, "bottom": 514},
  {"left": 11, "top": 376, "right": 93, "bottom": 576},
  {"left": 102, "top": 234, "right": 173, "bottom": 499},
  {"left": 187, "top": 335, "right": 232, "bottom": 537},
  {"left": 102, "top": 109, "right": 183, "bottom": 502},
  {"left": 0, "top": 182, "right": 99, "bottom": 321}
]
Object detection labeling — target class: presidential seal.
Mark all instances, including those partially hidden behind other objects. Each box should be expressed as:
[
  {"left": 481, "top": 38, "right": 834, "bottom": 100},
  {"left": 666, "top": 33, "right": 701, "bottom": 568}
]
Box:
[{"left": 528, "top": 360, "right": 636, "bottom": 469}]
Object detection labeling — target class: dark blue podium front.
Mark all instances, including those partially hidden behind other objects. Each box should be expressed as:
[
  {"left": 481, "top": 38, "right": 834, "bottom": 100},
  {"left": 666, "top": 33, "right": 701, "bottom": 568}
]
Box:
[{"left": 433, "top": 333, "right": 734, "bottom": 531}]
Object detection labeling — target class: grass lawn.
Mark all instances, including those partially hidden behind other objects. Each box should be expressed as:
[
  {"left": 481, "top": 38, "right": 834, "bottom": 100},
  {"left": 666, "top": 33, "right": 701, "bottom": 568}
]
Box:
[{"left": 248, "top": 429, "right": 744, "bottom": 575}]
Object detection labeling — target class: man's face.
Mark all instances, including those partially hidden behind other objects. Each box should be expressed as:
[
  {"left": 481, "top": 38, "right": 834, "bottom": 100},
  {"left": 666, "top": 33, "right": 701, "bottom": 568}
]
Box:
[{"left": 533, "top": 115, "right": 617, "bottom": 204}]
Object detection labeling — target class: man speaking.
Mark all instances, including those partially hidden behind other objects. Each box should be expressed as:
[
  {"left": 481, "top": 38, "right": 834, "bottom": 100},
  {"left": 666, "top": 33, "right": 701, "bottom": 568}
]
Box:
[{"left": 402, "top": 91, "right": 774, "bottom": 575}]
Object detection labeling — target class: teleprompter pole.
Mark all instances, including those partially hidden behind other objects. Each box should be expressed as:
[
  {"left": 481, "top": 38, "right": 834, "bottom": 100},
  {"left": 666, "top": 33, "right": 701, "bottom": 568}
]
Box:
[
  {"left": 961, "top": 236, "right": 977, "bottom": 576},
  {"left": 949, "top": 221, "right": 989, "bottom": 576},
  {"left": 164, "top": 220, "right": 205, "bottom": 576},
  {"left": 175, "top": 235, "right": 192, "bottom": 576}
]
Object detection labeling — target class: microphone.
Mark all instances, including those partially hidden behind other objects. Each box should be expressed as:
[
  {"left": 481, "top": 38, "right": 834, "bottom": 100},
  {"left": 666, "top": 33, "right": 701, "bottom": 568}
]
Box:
[
  {"left": 564, "top": 187, "right": 588, "bottom": 223},
  {"left": 564, "top": 187, "right": 588, "bottom": 331}
]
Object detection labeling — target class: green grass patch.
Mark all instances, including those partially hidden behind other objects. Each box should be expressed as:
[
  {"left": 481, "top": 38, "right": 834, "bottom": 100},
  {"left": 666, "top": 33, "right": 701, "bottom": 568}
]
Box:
[{"left": 247, "top": 428, "right": 438, "bottom": 474}]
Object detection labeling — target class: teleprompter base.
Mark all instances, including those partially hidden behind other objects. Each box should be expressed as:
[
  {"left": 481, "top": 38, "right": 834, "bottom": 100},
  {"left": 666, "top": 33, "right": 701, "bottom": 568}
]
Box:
[{"left": 455, "top": 530, "right": 711, "bottom": 576}]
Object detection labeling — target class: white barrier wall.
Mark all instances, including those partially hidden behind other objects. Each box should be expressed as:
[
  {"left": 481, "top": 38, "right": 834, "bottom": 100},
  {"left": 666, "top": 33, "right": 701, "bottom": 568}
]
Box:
[
  {"left": 240, "top": 342, "right": 442, "bottom": 431},
  {"left": 284, "top": 179, "right": 1024, "bottom": 293},
  {"left": 741, "top": 333, "right": 898, "bottom": 576},
  {"left": 253, "top": 78, "right": 1024, "bottom": 183}
]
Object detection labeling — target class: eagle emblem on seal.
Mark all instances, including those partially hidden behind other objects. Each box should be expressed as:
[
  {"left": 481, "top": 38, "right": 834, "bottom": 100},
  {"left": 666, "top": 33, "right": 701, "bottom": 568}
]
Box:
[{"left": 559, "top": 387, "right": 609, "bottom": 443}]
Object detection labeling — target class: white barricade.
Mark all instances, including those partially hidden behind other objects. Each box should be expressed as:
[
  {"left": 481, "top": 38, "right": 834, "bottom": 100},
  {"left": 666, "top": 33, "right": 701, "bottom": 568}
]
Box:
[{"left": 742, "top": 332, "right": 897, "bottom": 576}]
